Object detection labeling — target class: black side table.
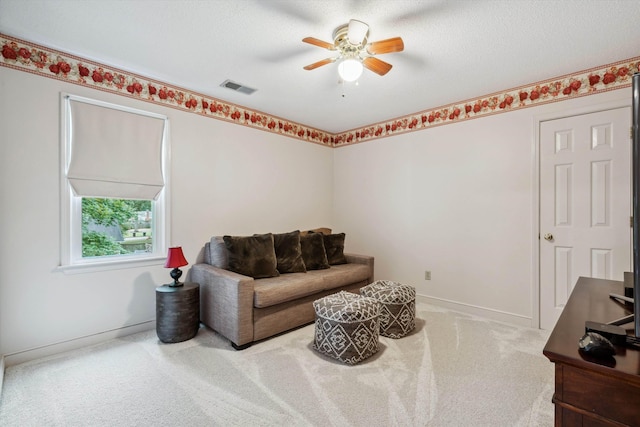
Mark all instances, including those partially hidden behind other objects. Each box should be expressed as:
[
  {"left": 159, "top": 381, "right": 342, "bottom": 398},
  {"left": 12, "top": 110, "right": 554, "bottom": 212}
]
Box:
[{"left": 155, "top": 282, "right": 200, "bottom": 343}]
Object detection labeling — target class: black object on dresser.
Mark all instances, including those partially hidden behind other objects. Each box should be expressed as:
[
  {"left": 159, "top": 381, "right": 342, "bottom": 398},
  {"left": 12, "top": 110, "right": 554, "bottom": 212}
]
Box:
[{"left": 155, "top": 282, "right": 200, "bottom": 343}]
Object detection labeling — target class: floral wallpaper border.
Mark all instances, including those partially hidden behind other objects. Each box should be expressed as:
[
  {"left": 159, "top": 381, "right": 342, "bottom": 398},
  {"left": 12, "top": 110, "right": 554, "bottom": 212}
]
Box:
[
  {"left": 1, "top": 33, "right": 638, "bottom": 148},
  {"left": 0, "top": 34, "right": 333, "bottom": 146},
  {"left": 335, "top": 57, "right": 640, "bottom": 146}
]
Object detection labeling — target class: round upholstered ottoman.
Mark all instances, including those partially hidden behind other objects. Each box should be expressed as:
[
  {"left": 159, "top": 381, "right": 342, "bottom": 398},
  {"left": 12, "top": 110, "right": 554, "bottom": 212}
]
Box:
[
  {"left": 313, "top": 291, "right": 380, "bottom": 365},
  {"left": 360, "top": 280, "right": 416, "bottom": 338}
]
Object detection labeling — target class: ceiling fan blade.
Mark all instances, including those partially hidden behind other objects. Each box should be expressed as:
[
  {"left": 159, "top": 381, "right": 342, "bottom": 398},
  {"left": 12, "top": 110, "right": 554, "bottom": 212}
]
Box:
[
  {"left": 367, "top": 37, "right": 405, "bottom": 55},
  {"left": 363, "top": 57, "right": 393, "bottom": 76},
  {"left": 347, "top": 19, "right": 369, "bottom": 45},
  {"left": 303, "top": 58, "right": 336, "bottom": 70},
  {"left": 302, "top": 37, "right": 336, "bottom": 50}
]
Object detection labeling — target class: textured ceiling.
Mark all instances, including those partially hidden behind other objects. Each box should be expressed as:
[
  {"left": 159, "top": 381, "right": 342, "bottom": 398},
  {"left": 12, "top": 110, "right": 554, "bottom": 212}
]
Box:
[{"left": 1, "top": 0, "right": 640, "bottom": 133}]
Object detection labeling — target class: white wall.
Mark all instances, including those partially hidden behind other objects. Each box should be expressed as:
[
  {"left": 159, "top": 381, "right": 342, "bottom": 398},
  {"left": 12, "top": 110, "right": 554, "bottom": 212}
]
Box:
[
  {"left": 0, "top": 67, "right": 333, "bottom": 364},
  {"left": 333, "top": 89, "right": 630, "bottom": 326}
]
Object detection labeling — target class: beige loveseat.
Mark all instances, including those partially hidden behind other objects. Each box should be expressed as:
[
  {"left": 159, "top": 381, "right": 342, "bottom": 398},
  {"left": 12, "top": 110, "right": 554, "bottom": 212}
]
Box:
[{"left": 191, "top": 230, "right": 374, "bottom": 349}]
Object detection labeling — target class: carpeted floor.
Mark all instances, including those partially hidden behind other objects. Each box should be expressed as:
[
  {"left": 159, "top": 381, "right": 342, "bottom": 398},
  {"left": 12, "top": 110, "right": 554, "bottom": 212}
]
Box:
[{"left": 0, "top": 301, "right": 554, "bottom": 426}]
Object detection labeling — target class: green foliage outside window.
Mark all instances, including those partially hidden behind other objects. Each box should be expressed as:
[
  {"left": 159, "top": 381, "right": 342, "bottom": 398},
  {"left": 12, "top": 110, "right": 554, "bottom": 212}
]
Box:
[
  {"left": 82, "top": 231, "right": 129, "bottom": 257},
  {"left": 81, "top": 198, "right": 152, "bottom": 258}
]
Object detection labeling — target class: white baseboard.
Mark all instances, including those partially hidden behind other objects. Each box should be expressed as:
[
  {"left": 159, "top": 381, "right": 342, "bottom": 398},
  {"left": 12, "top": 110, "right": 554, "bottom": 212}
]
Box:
[
  {"left": 4, "top": 321, "right": 155, "bottom": 367},
  {"left": 417, "top": 294, "right": 535, "bottom": 328},
  {"left": 0, "top": 355, "right": 5, "bottom": 401}
]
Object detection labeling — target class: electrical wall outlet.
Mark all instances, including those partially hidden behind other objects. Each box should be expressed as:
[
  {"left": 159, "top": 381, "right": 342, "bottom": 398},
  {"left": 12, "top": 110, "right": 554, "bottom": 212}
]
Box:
[{"left": 424, "top": 271, "right": 431, "bottom": 280}]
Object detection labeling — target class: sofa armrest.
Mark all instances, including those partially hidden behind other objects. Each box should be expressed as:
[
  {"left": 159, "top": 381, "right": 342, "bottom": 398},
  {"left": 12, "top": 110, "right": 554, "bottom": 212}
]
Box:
[
  {"left": 190, "top": 263, "right": 255, "bottom": 347},
  {"left": 344, "top": 253, "right": 374, "bottom": 283}
]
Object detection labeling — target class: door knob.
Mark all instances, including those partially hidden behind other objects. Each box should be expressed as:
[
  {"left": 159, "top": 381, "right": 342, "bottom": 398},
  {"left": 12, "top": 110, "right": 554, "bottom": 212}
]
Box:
[{"left": 544, "top": 233, "right": 553, "bottom": 241}]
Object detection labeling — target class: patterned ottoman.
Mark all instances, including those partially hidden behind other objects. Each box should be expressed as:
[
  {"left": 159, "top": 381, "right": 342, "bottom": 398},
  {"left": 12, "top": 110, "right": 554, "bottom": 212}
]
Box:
[
  {"left": 360, "top": 280, "right": 416, "bottom": 338},
  {"left": 313, "top": 291, "right": 380, "bottom": 364}
]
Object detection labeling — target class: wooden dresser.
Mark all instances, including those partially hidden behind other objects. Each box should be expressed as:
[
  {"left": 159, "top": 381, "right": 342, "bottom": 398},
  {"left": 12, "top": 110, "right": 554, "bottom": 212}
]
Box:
[{"left": 543, "top": 277, "right": 640, "bottom": 426}]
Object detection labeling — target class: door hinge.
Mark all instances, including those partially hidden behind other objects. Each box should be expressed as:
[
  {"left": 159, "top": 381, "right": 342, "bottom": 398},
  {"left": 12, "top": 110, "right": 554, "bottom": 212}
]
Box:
[{"left": 632, "top": 216, "right": 634, "bottom": 228}]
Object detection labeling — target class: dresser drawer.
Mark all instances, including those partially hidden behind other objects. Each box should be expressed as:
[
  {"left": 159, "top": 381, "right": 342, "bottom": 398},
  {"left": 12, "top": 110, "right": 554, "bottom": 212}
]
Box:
[{"left": 557, "top": 364, "right": 640, "bottom": 426}]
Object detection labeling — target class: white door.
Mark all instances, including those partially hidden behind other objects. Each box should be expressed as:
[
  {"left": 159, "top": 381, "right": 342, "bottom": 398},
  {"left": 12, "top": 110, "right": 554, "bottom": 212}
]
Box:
[{"left": 540, "top": 107, "right": 631, "bottom": 330}]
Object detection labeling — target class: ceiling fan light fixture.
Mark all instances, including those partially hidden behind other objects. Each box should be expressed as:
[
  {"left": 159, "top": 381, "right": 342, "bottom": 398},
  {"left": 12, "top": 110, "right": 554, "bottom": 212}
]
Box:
[
  {"left": 302, "top": 20, "right": 402, "bottom": 79},
  {"left": 338, "top": 58, "right": 363, "bottom": 82},
  {"left": 347, "top": 19, "right": 369, "bottom": 45}
]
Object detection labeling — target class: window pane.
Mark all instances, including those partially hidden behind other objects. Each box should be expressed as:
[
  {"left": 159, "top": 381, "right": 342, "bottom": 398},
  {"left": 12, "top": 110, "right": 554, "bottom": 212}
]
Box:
[{"left": 81, "top": 197, "right": 153, "bottom": 258}]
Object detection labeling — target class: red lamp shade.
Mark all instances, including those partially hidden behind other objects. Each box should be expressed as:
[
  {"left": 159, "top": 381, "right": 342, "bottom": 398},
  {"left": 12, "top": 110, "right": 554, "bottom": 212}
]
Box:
[
  {"left": 165, "top": 247, "right": 188, "bottom": 286},
  {"left": 165, "top": 247, "right": 188, "bottom": 268}
]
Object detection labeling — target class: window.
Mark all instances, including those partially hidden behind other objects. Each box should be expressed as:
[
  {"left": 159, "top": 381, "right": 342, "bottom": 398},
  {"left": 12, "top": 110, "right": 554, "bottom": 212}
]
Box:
[
  {"left": 59, "top": 94, "right": 169, "bottom": 271},
  {"left": 81, "top": 197, "right": 153, "bottom": 258}
]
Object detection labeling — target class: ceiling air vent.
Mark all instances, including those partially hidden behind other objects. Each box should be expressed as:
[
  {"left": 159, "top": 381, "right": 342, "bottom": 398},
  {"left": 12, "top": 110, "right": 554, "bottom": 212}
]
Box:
[{"left": 220, "top": 79, "right": 257, "bottom": 95}]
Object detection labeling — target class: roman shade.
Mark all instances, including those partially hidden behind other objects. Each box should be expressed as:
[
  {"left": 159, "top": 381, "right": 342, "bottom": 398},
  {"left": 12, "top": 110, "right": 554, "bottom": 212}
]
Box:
[{"left": 66, "top": 98, "right": 166, "bottom": 200}]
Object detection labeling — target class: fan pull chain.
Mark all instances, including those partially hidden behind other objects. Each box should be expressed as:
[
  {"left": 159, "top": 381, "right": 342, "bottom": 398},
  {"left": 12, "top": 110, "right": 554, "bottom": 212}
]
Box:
[{"left": 340, "top": 79, "right": 359, "bottom": 98}]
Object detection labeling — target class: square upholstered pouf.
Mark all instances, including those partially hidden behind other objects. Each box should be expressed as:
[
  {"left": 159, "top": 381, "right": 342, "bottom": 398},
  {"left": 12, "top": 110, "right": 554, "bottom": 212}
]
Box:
[
  {"left": 312, "top": 291, "right": 380, "bottom": 365},
  {"left": 360, "top": 280, "right": 416, "bottom": 338}
]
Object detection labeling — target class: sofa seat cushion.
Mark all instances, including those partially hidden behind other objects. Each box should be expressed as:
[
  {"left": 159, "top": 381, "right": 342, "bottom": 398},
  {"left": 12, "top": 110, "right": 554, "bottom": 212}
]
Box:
[
  {"left": 253, "top": 263, "right": 372, "bottom": 308},
  {"left": 319, "top": 263, "right": 371, "bottom": 289}
]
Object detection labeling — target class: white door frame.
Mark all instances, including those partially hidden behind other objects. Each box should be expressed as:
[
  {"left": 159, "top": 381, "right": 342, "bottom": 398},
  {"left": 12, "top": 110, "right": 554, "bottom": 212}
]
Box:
[{"left": 532, "top": 97, "right": 631, "bottom": 329}]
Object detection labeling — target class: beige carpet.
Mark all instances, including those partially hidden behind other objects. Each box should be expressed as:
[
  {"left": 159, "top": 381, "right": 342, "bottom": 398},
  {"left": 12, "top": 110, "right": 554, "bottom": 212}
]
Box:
[{"left": 0, "top": 301, "right": 554, "bottom": 426}]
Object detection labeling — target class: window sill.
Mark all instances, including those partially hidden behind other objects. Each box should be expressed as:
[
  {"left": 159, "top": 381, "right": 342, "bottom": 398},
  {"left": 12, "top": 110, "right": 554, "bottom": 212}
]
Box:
[{"left": 56, "top": 255, "right": 166, "bottom": 274}]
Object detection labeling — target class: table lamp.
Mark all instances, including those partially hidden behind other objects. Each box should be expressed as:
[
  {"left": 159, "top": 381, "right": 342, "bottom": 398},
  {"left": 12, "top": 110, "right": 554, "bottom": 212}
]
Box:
[{"left": 165, "top": 246, "right": 188, "bottom": 287}]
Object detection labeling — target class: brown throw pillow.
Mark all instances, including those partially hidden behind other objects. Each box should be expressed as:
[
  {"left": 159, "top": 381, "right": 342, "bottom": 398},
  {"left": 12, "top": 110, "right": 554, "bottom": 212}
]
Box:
[
  {"left": 223, "top": 234, "right": 279, "bottom": 279},
  {"left": 323, "top": 233, "right": 347, "bottom": 265},
  {"left": 300, "top": 227, "right": 332, "bottom": 237},
  {"left": 273, "top": 230, "right": 306, "bottom": 273},
  {"left": 300, "top": 233, "right": 330, "bottom": 270}
]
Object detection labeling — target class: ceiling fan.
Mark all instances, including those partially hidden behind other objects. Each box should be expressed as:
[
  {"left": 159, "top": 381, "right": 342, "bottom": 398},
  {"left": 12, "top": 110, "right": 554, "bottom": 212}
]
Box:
[{"left": 302, "top": 19, "right": 404, "bottom": 81}]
